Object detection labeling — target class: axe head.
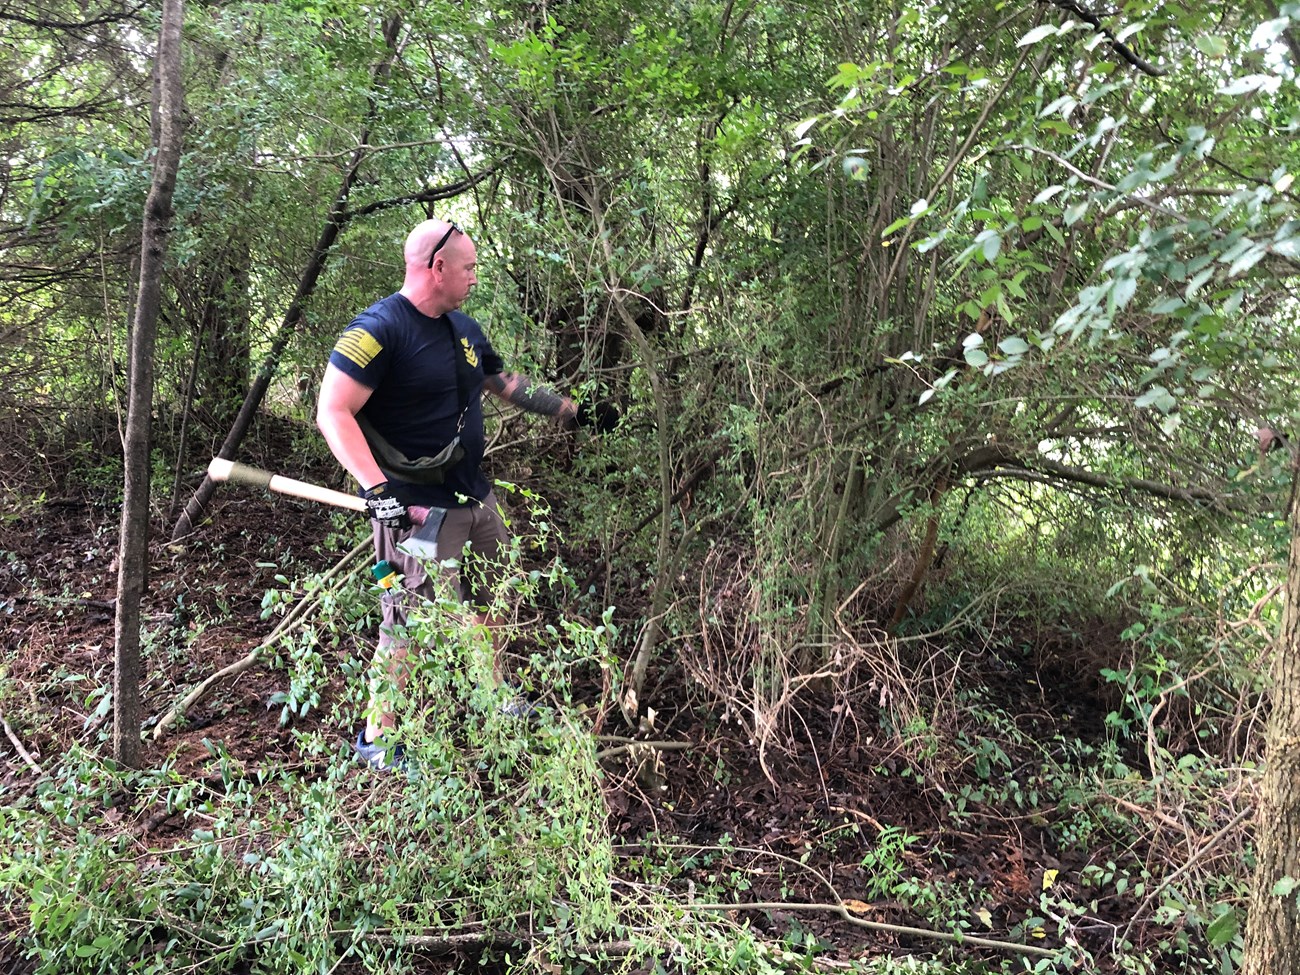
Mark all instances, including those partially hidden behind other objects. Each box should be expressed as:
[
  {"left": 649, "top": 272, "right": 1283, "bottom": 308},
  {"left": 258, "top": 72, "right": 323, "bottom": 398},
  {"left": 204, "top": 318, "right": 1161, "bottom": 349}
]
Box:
[{"left": 397, "top": 507, "right": 445, "bottom": 561}]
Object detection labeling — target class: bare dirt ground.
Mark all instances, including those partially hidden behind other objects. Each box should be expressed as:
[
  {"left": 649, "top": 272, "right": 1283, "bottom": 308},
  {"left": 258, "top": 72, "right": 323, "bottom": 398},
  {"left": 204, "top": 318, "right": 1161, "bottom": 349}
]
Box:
[{"left": 0, "top": 460, "right": 1144, "bottom": 973}]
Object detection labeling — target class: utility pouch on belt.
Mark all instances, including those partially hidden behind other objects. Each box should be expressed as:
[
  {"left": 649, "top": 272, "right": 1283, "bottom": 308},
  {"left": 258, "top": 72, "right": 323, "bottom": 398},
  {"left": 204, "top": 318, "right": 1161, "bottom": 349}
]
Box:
[{"left": 357, "top": 415, "right": 464, "bottom": 485}]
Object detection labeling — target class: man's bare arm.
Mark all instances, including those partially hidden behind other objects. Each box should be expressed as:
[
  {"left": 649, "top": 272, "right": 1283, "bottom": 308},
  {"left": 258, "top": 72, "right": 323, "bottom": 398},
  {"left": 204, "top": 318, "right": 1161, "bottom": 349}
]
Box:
[{"left": 317, "top": 364, "right": 387, "bottom": 490}]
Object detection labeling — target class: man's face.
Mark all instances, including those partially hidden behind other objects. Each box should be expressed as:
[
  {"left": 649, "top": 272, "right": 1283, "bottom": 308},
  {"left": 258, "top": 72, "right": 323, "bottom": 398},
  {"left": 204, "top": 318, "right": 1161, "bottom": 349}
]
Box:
[{"left": 434, "top": 235, "right": 478, "bottom": 309}]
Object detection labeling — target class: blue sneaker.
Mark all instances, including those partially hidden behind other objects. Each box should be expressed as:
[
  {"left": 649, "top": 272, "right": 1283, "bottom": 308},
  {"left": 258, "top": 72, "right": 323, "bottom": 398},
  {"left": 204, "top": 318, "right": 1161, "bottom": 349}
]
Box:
[{"left": 353, "top": 729, "right": 408, "bottom": 771}]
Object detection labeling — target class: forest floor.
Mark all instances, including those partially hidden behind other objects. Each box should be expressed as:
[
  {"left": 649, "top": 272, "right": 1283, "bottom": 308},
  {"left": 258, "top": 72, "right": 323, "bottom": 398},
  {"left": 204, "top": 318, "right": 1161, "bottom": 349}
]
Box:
[{"left": 0, "top": 463, "right": 1166, "bottom": 974}]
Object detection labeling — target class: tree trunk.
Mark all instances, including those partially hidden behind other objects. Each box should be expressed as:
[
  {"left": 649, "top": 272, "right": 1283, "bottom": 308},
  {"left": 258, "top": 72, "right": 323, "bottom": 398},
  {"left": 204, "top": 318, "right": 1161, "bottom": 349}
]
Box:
[
  {"left": 114, "top": 0, "right": 184, "bottom": 768},
  {"left": 194, "top": 219, "right": 252, "bottom": 436},
  {"left": 1241, "top": 473, "right": 1300, "bottom": 975}
]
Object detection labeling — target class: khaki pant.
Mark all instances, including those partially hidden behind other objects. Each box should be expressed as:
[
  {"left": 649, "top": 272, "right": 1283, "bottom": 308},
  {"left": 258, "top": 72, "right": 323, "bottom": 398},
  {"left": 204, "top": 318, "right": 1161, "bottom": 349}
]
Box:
[{"left": 373, "top": 491, "right": 509, "bottom": 654}]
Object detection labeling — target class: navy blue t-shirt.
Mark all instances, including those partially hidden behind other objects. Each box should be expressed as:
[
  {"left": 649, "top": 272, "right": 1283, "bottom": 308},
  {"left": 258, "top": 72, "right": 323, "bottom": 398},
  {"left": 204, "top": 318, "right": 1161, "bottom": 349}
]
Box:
[{"left": 328, "top": 293, "right": 504, "bottom": 508}]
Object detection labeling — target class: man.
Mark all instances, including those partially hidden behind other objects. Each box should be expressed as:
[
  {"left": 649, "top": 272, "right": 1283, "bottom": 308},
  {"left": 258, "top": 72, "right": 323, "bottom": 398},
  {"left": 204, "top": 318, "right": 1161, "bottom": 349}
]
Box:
[{"left": 317, "top": 219, "right": 615, "bottom": 769}]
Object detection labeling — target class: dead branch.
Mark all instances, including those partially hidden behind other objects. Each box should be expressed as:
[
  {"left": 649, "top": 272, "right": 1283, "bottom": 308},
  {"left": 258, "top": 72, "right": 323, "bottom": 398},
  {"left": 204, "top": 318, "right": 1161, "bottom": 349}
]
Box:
[
  {"left": 688, "top": 901, "right": 1058, "bottom": 958},
  {"left": 1, "top": 708, "right": 43, "bottom": 775},
  {"left": 151, "top": 538, "right": 370, "bottom": 738}
]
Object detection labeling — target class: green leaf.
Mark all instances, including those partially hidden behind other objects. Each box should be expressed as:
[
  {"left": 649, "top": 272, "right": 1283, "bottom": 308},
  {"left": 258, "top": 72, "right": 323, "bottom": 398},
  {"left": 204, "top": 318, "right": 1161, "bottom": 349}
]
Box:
[
  {"left": 1218, "top": 75, "right": 1273, "bottom": 96},
  {"left": 1206, "top": 908, "right": 1239, "bottom": 947},
  {"left": 1185, "top": 268, "right": 1214, "bottom": 297},
  {"left": 1135, "top": 385, "right": 1176, "bottom": 413},
  {"left": 1195, "top": 36, "right": 1228, "bottom": 57},
  {"left": 1032, "top": 185, "right": 1064, "bottom": 204},
  {"left": 1273, "top": 237, "right": 1300, "bottom": 259},
  {"left": 1064, "top": 202, "right": 1089, "bottom": 225},
  {"left": 881, "top": 215, "right": 912, "bottom": 237},
  {"left": 1228, "top": 246, "right": 1266, "bottom": 277},
  {"left": 998, "top": 336, "right": 1030, "bottom": 355},
  {"left": 1273, "top": 876, "right": 1299, "bottom": 897},
  {"left": 997, "top": 292, "right": 1015, "bottom": 324},
  {"left": 964, "top": 347, "right": 989, "bottom": 367},
  {"left": 1111, "top": 277, "right": 1137, "bottom": 309}
]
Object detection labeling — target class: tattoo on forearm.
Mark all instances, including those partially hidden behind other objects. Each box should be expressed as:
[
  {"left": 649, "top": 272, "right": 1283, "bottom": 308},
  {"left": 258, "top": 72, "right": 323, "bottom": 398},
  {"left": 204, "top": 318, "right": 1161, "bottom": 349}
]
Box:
[{"left": 507, "top": 375, "right": 567, "bottom": 416}]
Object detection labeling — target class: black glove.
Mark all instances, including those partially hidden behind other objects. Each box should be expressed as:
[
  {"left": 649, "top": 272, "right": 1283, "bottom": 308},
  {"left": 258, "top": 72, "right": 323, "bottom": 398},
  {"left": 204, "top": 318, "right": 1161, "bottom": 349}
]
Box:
[
  {"left": 364, "top": 484, "right": 411, "bottom": 530},
  {"left": 574, "top": 400, "right": 620, "bottom": 434}
]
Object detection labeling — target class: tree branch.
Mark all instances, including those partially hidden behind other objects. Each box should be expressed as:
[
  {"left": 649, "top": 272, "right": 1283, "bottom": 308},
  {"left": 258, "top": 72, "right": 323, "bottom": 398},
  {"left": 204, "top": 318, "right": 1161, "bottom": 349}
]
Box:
[
  {"left": 688, "top": 901, "right": 1057, "bottom": 958},
  {"left": 1047, "top": 0, "right": 1166, "bottom": 76},
  {"left": 340, "top": 158, "right": 508, "bottom": 220},
  {"left": 1028, "top": 457, "right": 1233, "bottom": 508}
]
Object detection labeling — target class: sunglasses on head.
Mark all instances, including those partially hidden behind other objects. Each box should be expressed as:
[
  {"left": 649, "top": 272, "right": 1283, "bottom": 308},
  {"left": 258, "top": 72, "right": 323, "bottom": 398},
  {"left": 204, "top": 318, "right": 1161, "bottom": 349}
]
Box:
[{"left": 427, "top": 222, "right": 462, "bottom": 269}]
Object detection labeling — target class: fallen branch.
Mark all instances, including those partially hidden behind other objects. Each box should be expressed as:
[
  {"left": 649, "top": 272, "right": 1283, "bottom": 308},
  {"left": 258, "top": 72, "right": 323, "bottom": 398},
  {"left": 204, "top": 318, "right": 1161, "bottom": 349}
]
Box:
[
  {"left": 376, "top": 932, "right": 635, "bottom": 957},
  {"left": 1106, "top": 793, "right": 1187, "bottom": 832},
  {"left": 1, "top": 708, "right": 43, "bottom": 776},
  {"left": 1120, "top": 805, "right": 1253, "bottom": 947},
  {"left": 151, "top": 538, "right": 370, "bottom": 739},
  {"left": 688, "top": 901, "right": 1058, "bottom": 958},
  {"left": 647, "top": 838, "right": 1059, "bottom": 959},
  {"left": 4, "top": 595, "right": 114, "bottom": 611}
]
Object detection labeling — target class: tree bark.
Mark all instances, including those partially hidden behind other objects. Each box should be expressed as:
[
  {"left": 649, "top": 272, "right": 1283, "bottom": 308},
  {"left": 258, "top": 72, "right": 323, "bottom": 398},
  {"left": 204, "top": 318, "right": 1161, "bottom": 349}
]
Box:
[
  {"left": 114, "top": 0, "right": 184, "bottom": 768},
  {"left": 1241, "top": 474, "right": 1300, "bottom": 975}
]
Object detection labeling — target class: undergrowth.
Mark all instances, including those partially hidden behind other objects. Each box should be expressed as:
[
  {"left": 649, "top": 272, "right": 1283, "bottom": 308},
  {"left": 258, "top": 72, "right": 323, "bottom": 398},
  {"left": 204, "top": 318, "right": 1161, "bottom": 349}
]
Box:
[{"left": 1, "top": 479, "right": 1271, "bottom": 975}]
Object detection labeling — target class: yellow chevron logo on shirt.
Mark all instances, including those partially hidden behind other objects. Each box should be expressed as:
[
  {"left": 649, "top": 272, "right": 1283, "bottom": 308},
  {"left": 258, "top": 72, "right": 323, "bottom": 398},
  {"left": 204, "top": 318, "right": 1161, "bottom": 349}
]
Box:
[
  {"left": 460, "top": 337, "right": 478, "bottom": 369},
  {"left": 333, "top": 328, "right": 381, "bottom": 368}
]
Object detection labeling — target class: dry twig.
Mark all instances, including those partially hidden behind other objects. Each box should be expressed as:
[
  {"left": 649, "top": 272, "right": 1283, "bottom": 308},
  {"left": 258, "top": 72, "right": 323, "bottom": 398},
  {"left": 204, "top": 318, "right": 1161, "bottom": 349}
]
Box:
[
  {"left": 1, "top": 708, "right": 42, "bottom": 775},
  {"left": 152, "top": 539, "right": 370, "bottom": 738}
]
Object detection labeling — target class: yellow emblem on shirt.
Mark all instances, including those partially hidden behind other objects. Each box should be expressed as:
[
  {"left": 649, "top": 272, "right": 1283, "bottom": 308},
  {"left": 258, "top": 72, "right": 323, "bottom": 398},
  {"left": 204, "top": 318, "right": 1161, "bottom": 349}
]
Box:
[
  {"left": 460, "top": 337, "right": 478, "bottom": 368},
  {"left": 333, "top": 328, "right": 381, "bottom": 368}
]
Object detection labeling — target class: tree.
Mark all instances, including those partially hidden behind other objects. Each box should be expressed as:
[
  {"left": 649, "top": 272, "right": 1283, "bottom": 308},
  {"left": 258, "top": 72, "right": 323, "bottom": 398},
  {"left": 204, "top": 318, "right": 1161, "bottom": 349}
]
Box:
[
  {"left": 1242, "top": 464, "right": 1300, "bottom": 972},
  {"left": 113, "top": 0, "right": 184, "bottom": 767}
]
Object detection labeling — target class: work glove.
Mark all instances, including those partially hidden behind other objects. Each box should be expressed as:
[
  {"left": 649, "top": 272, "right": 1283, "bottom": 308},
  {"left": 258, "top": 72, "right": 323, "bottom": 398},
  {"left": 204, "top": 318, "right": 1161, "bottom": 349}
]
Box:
[
  {"left": 364, "top": 484, "right": 412, "bottom": 530},
  {"left": 573, "top": 400, "right": 620, "bottom": 434}
]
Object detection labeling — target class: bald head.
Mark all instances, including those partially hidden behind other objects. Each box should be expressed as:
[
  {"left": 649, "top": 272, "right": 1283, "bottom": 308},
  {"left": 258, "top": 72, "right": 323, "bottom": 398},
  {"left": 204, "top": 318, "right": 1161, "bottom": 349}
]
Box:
[
  {"left": 399, "top": 218, "right": 478, "bottom": 316},
  {"left": 404, "top": 219, "right": 471, "bottom": 269}
]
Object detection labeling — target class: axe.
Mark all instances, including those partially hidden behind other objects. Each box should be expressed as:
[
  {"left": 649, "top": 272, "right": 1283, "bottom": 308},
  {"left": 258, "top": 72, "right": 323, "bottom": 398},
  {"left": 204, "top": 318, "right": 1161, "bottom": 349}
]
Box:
[{"left": 207, "top": 459, "right": 442, "bottom": 559}]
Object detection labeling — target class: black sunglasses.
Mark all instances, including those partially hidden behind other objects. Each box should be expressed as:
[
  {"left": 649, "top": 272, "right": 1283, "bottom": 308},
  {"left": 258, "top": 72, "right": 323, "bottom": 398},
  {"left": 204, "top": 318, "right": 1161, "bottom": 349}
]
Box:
[{"left": 426, "top": 222, "right": 462, "bottom": 268}]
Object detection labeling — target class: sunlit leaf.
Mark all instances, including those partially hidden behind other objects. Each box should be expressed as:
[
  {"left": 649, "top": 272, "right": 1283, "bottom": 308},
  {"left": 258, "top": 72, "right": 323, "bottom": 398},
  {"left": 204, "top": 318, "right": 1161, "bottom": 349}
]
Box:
[
  {"left": 792, "top": 117, "right": 819, "bottom": 139},
  {"left": 1017, "top": 24, "right": 1057, "bottom": 47}
]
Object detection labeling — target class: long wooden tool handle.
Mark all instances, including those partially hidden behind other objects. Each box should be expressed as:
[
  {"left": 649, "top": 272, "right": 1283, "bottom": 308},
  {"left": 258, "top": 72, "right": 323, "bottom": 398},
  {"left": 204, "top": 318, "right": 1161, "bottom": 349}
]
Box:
[{"left": 208, "top": 458, "right": 369, "bottom": 513}]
